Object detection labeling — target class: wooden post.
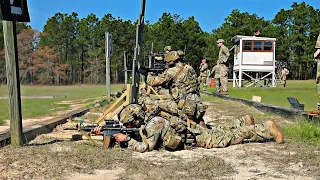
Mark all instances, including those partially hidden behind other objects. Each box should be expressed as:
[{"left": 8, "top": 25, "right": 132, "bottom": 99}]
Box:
[
  {"left": 124, "top": 51, "right": 128, "bottom": 86},
  {"left": 148, "top": 42, "right": 153, "bottom": 68},
  {"left": 105, "top": 32, "right": 111, "bottom": 98},
  {"left": 3, "top": 21, "right": 23, "bottom": 146},
  {"left": 130, "top": 0, "right": 146, "bottom": 104}
]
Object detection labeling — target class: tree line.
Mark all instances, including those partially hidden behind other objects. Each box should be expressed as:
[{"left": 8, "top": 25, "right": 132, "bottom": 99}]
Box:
[{"left": 0, "top": 2, "right": 319, "bottom": 85}]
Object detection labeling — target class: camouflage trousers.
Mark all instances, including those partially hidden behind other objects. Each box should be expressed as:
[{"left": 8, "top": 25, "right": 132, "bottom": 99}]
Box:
[
  {"left": 219, "top": 64, "right": 228, "bottom": 92},
  {"left": 196, "top": 122, "right": 272, "bottom": 148},
  {"left": 198, "top": 76, "right": 208, "bottom": 90},
  {"left": 317, "top": 61, "right": 320, "bottom": 106},
  {"left": 281, "top": 76, "right": 287, "bottom": 87},
  {"left": 206, "top": 115, "right": 253, "bottom": 130},
  {"left": 317, "top": 82, "right": 320, "bottom": 105},
  {"left": 215, "top": 78, "right": 220, "bottom": 92},
  {"left": 139, "top": 93, "right": 206, "bottom": 123}
]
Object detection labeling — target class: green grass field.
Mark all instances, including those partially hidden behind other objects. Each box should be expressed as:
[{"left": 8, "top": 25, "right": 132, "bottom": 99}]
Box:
[
  {"left": 206, "top": 80, "right": 317, "bottom": 110},
  {"left": 0, "top": 84, "right": 125, "bottom": 125},
  {"left": 0, "top": 80, "right": 316, "bottom": 125}
]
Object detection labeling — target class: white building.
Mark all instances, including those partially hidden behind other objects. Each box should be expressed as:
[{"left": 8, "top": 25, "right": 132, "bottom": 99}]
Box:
[{"left": 231, "top": 35, "right": 277, "bottom": 88}]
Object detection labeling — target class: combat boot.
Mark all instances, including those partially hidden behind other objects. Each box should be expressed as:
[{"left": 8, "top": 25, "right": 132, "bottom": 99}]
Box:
[
  {"left": 307, "top": 110, "right": 320, "bottom": 115},
  {"left": 246, "top": 115, "right": 255, "bottom": 126},
  {"left": 219, "top": 91, "right": 229, "bottom": 95},
  {"left": 265, "top": 120, "right": 284, "bottom": 144}
]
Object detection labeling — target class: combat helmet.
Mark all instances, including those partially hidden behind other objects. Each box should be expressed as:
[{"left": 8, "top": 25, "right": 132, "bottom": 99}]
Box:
[
  {"left": 164, "top": 46, "right": 172, "bottom": 53},
  {"left": 177, "top": 50, "right": 184, "bottom": 57},
  {"left": 119, "top": 104, "right": 145, "bottom": 127},
  {"left": 165, "top": 51, "right": 180, "bottom": 65}
]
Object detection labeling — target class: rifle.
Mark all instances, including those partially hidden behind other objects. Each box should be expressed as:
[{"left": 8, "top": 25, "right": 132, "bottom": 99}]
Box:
[
  {"left": 66, "top": 120, "right": 142, "bottom": 148},
  {"left": 138, "top": 52, "right": 166, "bottom": 76}
]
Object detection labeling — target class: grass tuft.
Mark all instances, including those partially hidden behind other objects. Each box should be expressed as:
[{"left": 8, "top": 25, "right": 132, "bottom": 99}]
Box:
[{"left": 283, "top": 119, "right": 320, "bottom": 145}]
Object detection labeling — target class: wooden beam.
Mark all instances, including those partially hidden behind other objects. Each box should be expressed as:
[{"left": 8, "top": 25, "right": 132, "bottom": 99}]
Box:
[{"left": 3, "top": 21, "right": 23, "bottom": 146}]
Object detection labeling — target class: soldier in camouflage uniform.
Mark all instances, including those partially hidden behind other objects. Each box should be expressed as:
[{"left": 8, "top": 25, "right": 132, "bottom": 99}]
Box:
[
  {"left": 113, "top": 104, "right": 284, "bottom": 153},
  {"left": 314, "top": 33, "right": 320, "bottom": 110},
  {"left": 143, "top": 50, "right": 206, "bottom": 125},
  {"left": 198, "top": 59, "right": 210, "bottom": 91},
  {"left": 211, "top": 62, "right": 221, "bottom": 93},
  {"left": 280, "top": 65, "right": 289, "bottom": 88},
  {"left": 216, "top": 39, "right": 230, "bottom": 95}
]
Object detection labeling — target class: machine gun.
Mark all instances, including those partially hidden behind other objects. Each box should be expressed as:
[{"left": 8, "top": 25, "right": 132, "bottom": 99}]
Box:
[
  {"left": 138, "top": 52, "right": 166, "bottom": 76},
  {"left": 66, "top": 120, "right": 142, "bottom": 148}
]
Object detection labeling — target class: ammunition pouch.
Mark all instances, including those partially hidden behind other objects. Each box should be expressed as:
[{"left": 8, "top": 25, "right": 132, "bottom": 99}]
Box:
[
  {"left": 177, "top": 99, "right": 185, "bottom": 109},
  {"left": 177, "top": 97, "right": 196, "bottom": 117},
  {"left": 196, "top": 104, "right": 207, "bottom": 120},
  {"left": 163, "top": 133, "right": 183, "bottom": 150}
]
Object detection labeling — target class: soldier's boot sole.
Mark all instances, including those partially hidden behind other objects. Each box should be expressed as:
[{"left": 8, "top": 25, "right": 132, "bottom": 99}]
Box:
[
  {"left": 246, "top": 115, "right": 255, "bottom": 125},
  {"left": 307, "top": 110, "right": 320, "bottom": 115},
  {"left": 266, "top": 120, "right": 284, "bottom": 144},
  {"left": 219, "top": 91, "right": 229, "bottom": 95}
]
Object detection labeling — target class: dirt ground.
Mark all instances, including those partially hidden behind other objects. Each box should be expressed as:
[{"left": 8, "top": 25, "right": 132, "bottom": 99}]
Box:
[{"left": 0, "top": 96, "right": 319, "bottom": 180}]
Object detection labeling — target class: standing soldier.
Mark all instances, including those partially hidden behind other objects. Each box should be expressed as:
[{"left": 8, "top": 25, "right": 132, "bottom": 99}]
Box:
[
  {"left": 280, "top": 65, "right": 289, "bottom": 88},
  {"left": 211, "top": 62, "right": 221, "bottom": 93},
  {"left": 314, "top": 33, "right": 320, "bottom": 110},
  {"left": 216, "top": 39, "right": 230, "bottom": 95},
  {"left": 198, "top": 58, "right": 209, "bottom": 91}
]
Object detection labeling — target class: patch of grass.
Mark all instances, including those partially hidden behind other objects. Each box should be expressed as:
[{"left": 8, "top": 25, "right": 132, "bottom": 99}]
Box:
[
  {"left": 0, "top": 98, "right": 70, "bottom": 125},
  {"left": 282, "top": 119, "right": 320, "bottom": 145},
  {"left": 201, "top": 94, "right": 288, "bottom": 124},
  {"left": 0, "top": 84, "right": 125, "bottom": 99},
  {"left": 206, "top": 80, "right": 317, "bottom": 110},
  {"left": 0, "top": 85, "right": 124, "bottom": 125}
]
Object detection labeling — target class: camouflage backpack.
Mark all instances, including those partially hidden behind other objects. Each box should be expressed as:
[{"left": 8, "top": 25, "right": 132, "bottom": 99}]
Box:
[{"left": 119, "top": 104, "right": 145, "bottom": 125}]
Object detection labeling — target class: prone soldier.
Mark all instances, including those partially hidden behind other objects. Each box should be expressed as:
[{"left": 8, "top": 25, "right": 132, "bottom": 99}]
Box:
[{"left": 113, "top": 104, "right": 284, "bottom": 153}]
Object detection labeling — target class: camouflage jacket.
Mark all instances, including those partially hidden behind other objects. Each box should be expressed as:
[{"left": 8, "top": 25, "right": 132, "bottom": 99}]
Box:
[
  {"left": 281, "top": 68, "right": 289, "bottom": 79},
  {"left": 211, "top": 65, "right": 220, "bottom": 78},
  {"left": 316, "top": 33, "right": 320, "bottom": 49},
  {"left": 128, "top": 116, "right": 181, "bottom": 152},
  {"left": 147, "top": 62, "right": 199, "bottom": 100},
  {"left": 218, "top": 45, "right": 230, "bottom": 64},
  {"left": 199, "top": 63, "right": 209, "bottom": 77}
]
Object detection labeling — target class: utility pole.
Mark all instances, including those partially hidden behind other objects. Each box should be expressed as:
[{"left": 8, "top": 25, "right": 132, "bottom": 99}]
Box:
[
  {"left": 148, "top": 42, "right": 154, "bottom": 68},
  {"left": 124, "top": 51, "right": 128, "bottom": 86},
  {"left": 105, "top": 32, "right": 112, "bottom": 98},
  {"left": 3, "top": 21, "right": 23, "bottom": 146},
  {"left": 130, "top": 0, "right": 146, "bottom": 104}
]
